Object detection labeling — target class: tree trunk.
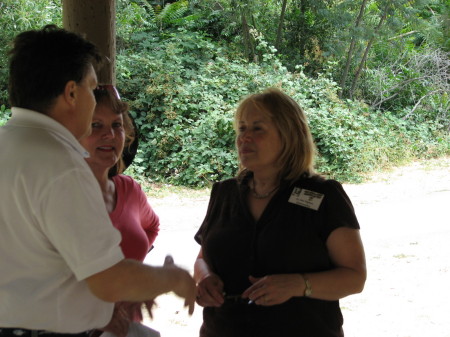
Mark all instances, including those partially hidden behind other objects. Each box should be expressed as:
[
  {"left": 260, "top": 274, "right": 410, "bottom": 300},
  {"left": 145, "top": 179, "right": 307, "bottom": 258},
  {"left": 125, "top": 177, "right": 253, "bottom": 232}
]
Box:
[
  {"left": 339, "top": 0, "right": 369, "bottom": 98},
  {"left": 241, "top": 8, "right": 254, "bottom": 61},
  {"left": 298, "top": 0, "right": 307, "bottom": 60},
  {"left": 349, "top": 5, "right": 389, "bottom": 98},
  {"left": 275, "top": 0, "right": 288, "bottom": 52},
  {"left": 62, "top": 0, "right": 116, "bottom": 85}
]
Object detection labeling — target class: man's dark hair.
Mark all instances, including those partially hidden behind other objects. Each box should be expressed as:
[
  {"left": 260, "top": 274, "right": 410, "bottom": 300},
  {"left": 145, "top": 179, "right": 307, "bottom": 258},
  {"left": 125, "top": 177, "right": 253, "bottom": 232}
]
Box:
[{"left": 8, "top": 25, "right": 102, "bottom": 114}]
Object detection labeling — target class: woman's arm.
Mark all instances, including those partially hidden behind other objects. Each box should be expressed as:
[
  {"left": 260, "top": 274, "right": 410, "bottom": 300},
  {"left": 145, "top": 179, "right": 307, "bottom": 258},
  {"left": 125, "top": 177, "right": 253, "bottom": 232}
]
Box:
[
  {"left": 242, "top": 227, "right": 366, "bottom": 305},
  {"left": 303, "top": 227, "right": 366, "bottom": 300},
  {"left": 194, "top": 248, "right": 212, "bottom": 283},
  {"left": 194, "top": 248, "right": 225, "bottom": 307}
]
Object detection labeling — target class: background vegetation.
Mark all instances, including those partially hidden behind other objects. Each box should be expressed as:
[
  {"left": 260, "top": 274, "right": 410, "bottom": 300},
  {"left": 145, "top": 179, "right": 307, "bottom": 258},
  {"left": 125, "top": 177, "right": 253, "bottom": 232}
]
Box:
[{"left": 0, "top": 0, "right": 448, "bottom": 186}]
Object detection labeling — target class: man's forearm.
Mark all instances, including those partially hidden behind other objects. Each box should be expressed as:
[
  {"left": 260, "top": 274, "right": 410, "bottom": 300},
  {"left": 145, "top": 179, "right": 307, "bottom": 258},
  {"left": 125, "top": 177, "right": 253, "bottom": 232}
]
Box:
[{"left": 86, "top": 258, "right": 193, "bottom": 302}]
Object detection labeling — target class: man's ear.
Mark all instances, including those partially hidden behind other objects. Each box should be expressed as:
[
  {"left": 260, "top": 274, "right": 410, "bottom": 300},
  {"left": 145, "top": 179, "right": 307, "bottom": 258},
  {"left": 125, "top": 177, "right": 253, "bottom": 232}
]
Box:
[{"left": 64, "top": 80, "right": 78, "bottom": 106}]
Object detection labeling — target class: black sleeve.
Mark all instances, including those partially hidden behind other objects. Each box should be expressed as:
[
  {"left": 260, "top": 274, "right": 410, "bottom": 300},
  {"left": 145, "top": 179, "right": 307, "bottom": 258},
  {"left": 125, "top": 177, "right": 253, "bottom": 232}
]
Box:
[
  {"left": 319, "top": 179, "right": 360, "bottom": 241},
  {"left": 194, "top": 181, "right": 221, "bottom": 245}
]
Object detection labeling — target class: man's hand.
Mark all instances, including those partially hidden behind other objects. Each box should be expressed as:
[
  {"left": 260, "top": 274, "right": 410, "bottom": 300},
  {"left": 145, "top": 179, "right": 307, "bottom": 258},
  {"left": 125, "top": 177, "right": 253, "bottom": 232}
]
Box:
[{"left": 163, "top": 255, "right": 197, "bottom": 315}]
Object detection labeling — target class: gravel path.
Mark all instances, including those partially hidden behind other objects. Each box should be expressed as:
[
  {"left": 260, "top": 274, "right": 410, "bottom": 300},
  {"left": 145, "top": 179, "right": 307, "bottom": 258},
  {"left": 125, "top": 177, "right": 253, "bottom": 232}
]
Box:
[{"left": 142, "top": 156, "right": 450, "bottom": 337}]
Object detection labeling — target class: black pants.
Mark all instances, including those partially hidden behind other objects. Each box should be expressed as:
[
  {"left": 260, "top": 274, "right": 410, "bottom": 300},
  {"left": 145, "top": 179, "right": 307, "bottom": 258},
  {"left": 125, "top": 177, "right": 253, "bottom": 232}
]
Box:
[{"left": 0, "top": 328, "right": 91, "bottom": 337}]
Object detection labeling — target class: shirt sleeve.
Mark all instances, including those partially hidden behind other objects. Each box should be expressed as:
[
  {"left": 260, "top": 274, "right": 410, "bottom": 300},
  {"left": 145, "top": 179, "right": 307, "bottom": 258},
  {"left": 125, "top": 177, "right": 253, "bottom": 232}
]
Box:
[
  {"left": 319, "top": 179, "right": 360, "bottom": 241},
  {"left": 39, "top": 168, "right": 124, "bottom": 281},
  {"left": 194, "top": 182, "right": 221, "bottom": 244}
]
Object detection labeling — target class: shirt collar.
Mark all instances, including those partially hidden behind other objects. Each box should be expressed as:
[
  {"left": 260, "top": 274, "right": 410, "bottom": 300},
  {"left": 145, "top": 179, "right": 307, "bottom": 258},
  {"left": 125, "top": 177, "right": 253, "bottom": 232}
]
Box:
[{"left": 8, "top": 107, "right": 90, "bottom": 158}]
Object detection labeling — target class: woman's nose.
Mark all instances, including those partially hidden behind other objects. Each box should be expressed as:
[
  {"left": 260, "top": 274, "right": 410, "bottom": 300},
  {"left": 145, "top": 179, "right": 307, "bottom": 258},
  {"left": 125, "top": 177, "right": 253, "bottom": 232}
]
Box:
[
  {"left": 239, "top": 130, "right": 252, "bottom": 142},
  {"left": 101, "top": 127, "right": 115, "bottom": 139}
]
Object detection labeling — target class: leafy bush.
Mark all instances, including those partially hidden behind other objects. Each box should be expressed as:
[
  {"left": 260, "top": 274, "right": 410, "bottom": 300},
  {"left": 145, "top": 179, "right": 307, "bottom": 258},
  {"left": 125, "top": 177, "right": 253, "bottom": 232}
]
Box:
[
  {"left": 0, "top": 105, "right": 10, "bottom": 126},
  {"left": 117, "top": 29, "right": 249, "bottom": 186},
  {"left": 361, "top": 46, "right": 449, "bottom": 131},
  {"left": 0, "top": 0, "right": 447, "bottom": 187},
  {"left": 117, "top": 27, "right": 448, "bottom": 186},
  {"left": 308, "top": 104, "right": 448, "bottom": 182}
]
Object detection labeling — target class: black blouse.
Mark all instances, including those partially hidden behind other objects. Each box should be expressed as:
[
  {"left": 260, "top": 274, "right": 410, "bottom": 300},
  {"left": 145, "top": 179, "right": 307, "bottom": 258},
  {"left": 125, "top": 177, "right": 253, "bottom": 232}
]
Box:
[{"left": 195, "top": 174, "right": 360, "bottom": 337}]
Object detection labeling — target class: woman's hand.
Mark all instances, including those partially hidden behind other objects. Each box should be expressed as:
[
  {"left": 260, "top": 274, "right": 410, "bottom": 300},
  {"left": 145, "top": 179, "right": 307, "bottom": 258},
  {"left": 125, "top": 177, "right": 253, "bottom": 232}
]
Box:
[
  {"left": 196, "top": 274, "right": 225, "bottom": 307},
  {"left": 242, "top": 274, "right": 304, "bottom": 306}
]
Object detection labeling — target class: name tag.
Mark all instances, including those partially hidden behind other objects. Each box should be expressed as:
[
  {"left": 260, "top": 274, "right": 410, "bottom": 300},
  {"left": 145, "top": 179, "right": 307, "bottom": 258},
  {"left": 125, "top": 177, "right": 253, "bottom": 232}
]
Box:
[{"left": 288, "top": 187, "right": 324, "bottom": 210}]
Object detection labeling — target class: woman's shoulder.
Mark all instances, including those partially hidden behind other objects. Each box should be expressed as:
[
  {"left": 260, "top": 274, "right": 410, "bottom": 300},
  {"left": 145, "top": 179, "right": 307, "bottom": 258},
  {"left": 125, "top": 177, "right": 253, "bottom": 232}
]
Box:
[
  {"left": 288, "top": 175, "right": 354, "bottom": 213},
  {"left": 112, "top": 174, "right": 142, "bottom": 191},
  {"left": 209, "top": 177, "right": 240, "bottom": 198},
  {"left": 214, "top": 177, "right": 239, "bottom": 187},
  {"left": 112, "top": 173, "right": 132, "bottom": 183},
  {"left": 291, "top": 174, "right": 344, "bottom": 193}
]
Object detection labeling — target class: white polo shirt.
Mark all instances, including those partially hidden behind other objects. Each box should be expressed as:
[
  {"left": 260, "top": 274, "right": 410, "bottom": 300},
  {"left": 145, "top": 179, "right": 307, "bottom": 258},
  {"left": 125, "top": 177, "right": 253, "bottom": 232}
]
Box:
[{"left": 0, "top": 108, "right": 125, "bottom": 332}]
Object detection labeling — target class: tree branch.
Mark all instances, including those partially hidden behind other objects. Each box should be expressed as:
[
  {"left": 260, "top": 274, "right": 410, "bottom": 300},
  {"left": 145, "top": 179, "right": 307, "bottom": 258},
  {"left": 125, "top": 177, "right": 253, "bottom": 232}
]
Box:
[{"left": 403, "top": 89, "right": 444, "bottom": 119}]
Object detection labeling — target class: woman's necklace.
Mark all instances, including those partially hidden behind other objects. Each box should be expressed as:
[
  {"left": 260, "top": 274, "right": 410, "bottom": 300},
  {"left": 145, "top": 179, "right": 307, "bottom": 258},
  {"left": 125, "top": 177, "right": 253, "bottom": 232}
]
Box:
[{"left": 250, "top": 180, "right": 280, "bottom": 199}]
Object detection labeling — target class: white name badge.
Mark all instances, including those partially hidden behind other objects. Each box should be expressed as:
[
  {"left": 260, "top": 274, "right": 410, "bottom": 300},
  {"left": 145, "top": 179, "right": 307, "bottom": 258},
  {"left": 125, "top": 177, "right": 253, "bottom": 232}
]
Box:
[{"left": 288, "top": 187, "right": 324, "bottom": 210}]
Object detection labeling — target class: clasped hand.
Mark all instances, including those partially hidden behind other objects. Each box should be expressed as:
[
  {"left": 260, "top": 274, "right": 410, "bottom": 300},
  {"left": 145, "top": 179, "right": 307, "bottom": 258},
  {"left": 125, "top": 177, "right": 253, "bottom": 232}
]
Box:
[{"left": 196, "top": 274, "right": 302, "bottom": 307}]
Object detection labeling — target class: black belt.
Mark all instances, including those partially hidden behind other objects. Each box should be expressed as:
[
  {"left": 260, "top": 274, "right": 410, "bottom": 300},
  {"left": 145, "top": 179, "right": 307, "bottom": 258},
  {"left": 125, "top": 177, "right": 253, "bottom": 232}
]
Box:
[
  {"left": 223, "top": 294, "right": 254, "bottom": 305},
  {"left": 0, "top": 328, "right": 91, "bottom": 337}
]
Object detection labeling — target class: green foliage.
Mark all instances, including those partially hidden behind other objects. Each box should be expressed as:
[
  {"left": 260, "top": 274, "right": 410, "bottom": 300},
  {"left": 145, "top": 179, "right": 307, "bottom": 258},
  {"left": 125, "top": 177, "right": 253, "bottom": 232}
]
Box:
[
  {"left": 280, "top": 0, "right": 334, "bottom": 74},
  {"left": 116, "top": 1, "right": 157, "bottom": 39},
  {"left": 0, "top": 0, "right": 448, "bottom": 187},
  {"left": 154, "top": 0, "right": 190, "bottom": 28},
  {"left": 360, "top": 45, "right": 449, "bottom": 130},
  {"left": 0, "top": 1, "right": 62, "bottom": 108},
  {"left": 116, "top": 28, "right": 270, "bottom": 186},
  {"left": 117, "top": 26, "right": 448, "bottom": 185},
  {"left": 308, "top": 103, "right": 448, "bottom": 182},
  {"left": 0, "top": 105, "right": 11, "bottom": 126},
  {"left": 336, "top": 0, "right": 450, "bottom": 102},
  {"left": 117, "top": 0, "right": 193, "bottom": 35}
]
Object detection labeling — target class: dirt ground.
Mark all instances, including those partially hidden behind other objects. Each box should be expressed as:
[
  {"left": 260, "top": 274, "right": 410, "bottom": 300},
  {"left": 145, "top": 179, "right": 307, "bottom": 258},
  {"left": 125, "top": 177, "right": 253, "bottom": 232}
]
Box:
[{"left": 142, "top": 156, "right": 450, "bottom": 337}]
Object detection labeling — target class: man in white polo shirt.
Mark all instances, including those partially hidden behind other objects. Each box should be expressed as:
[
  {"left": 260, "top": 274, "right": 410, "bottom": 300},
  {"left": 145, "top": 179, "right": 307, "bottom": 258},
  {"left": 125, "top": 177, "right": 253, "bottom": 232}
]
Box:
[{"left": 0, "top": 26, "right": 195, "bottom": 337}]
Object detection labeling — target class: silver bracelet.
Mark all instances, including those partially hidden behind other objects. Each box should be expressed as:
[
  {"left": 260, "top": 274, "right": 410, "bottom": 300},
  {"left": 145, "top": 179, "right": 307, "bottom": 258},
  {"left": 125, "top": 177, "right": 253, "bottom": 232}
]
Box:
[{"left": 301, "top": 273, "right": 312, "bottom": 297}]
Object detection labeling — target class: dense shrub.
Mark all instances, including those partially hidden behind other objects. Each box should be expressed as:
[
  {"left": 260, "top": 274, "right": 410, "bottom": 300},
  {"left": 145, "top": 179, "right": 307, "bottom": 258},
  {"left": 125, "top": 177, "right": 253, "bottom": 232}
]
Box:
[
  {"left": 0, "top": 0, "right": 447, "bottom": 187},
  {"left": 360, "top": 46, "right": 450, "bottom": 130},
  {"left": 117, "top": 29, "right": 448, "bottom": 185},
  {"left": 0, "top": 105, "right": 10, "bottom": 126}
]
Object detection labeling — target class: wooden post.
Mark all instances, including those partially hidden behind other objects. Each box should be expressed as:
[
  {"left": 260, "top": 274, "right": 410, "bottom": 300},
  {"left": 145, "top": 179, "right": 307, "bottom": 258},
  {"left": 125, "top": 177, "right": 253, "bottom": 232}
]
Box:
[{"left": 62, "top": 0, "right": 116, "bottom": 84}]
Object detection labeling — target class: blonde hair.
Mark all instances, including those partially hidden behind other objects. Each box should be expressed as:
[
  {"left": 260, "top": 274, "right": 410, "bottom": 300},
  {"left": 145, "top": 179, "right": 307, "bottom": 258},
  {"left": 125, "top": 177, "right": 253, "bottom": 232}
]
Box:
[{"left": 234, "top": 88, "right": 316, "bottom": 181}]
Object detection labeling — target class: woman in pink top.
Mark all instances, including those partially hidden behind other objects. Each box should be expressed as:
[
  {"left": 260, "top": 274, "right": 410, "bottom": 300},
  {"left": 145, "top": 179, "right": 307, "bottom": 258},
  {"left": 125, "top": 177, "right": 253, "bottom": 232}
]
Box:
[{"left": 80, "top": 85, "right": 160, "bottom": 336}]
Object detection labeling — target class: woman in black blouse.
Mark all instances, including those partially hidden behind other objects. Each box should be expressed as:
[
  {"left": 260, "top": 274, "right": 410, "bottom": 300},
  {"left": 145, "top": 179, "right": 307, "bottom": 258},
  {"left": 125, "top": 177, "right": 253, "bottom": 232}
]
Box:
[{"left": 194, "top": 88, "right": 366, "bottom": 337}]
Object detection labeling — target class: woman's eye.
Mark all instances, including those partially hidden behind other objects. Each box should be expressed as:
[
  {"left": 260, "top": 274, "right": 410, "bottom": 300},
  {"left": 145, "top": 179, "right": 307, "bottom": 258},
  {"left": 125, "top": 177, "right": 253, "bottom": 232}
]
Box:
[
  {"left": 113, "top": 122, "right": 123, "bottom": 128},
  {"left": 91, "top": 122, "right": 101, "bottom": 128}
]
